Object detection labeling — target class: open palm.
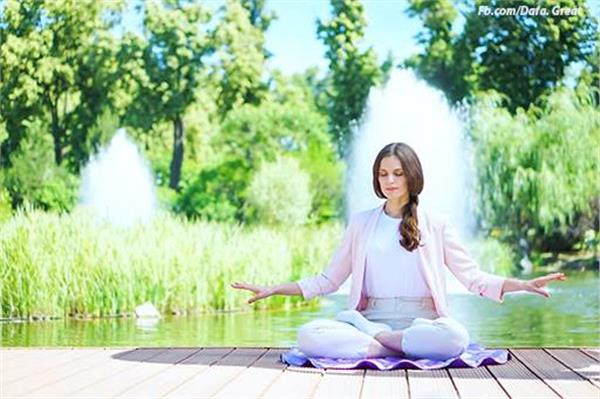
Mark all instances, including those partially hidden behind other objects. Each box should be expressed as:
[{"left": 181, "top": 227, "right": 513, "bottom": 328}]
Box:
[
  {"left": 523, "top": 272, "right": 567, "bottom": 298},
  {"left": 231, "top": 282, "right": 273, "bottom": 304}
]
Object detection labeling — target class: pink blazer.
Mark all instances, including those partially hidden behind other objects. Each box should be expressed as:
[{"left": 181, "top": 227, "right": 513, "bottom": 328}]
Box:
[{"left": 297, "top": 203, "right": 507, "bottom": 317}]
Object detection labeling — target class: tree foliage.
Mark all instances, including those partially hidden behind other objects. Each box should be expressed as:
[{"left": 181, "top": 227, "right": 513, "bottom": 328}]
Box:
[
  {"left": 406, "top": 0, "right": 598, "bottom": 111},
  {"left": 213, "top": 0, "right": 268, "bottom": 116},
  {"left": 0, "top": 0, "right": 125, "bottom": 169},
  {"left": 317, "top": 0, "right": 382, "bottom": 156},
  {"left": 469, "top": 84, "right": 600, "bottom": 251}
]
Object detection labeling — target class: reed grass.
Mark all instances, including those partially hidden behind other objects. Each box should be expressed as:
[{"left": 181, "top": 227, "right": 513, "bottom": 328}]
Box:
[{"left": 0, "top": 208, "right": 342, "bottom": 319}]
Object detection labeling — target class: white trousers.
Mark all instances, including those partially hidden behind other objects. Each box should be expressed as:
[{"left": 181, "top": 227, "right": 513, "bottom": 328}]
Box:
[{"left": 297, "top": 296, "right": 470, "bottom": 360}]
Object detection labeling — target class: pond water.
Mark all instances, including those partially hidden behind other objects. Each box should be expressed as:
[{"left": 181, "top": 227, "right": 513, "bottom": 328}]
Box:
[{"left": 2, "top": 270, "right": 598, "bottom": 348}]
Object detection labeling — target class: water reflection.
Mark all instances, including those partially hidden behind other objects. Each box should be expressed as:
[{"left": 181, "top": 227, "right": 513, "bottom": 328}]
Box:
[{"left": 2, "top": 271, "right": 598, "bottom": 348}]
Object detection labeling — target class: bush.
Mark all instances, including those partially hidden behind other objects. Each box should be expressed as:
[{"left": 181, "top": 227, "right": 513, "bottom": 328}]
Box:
[
  {"left": 247, "top": 157, "right": 312, "bottom": 226},
  {"left": 4, "top": 119, "right": 79, "bottom": 212},
  {"left": 175, "top": 159, "right": 250, "bottom": 222}
]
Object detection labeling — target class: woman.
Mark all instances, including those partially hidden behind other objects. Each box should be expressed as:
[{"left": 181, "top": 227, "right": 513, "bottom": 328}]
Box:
[{"left": 231, "top": 142, "right": 566, "bottom": 360}]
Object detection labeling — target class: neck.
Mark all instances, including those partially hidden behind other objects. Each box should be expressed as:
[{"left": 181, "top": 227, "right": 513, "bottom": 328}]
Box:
[{"left": 385, "top": 196, "right": 409, "bottom": 218}]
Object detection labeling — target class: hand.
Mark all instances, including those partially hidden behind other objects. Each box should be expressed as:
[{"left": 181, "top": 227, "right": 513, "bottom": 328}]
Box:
[
  {"left": 522, "top": 272, "right": 567, "bottom": 298},
  {"left": 231, "top": 282, "right": 274, "bottom": 304}
]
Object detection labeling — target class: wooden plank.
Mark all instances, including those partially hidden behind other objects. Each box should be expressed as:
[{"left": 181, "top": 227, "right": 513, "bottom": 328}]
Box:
[
  {"left": 513, "top": 348, "right": 600, "bottom": 399},
  {"left": 448, "top": 367, "right": 509, "bottom": 399},
  {"left": 311, "top": 369, "right": 364, "bottom": 399},
  {"left": 165, "top": 348, "right": 267, "bottom": 398},
  {"left": 0, "top": 349, "right": 76, "bottom": 372},
  {"left": 407, "top": 369, "right": 459, "bottom": 399},
  {"left": 361, "top": 369, "right": 409, "bottom": 399},
  {"left": 582, "top": 348, "right": 600, "bottom": 362},
  {"left": 73, "top": 348, "right": 200, "bottom": 396},
  {"left": 487, "top": 349, "right": 561, "bottom": 398},
  {"left": 0, "top": 349, "right": 28, "bottom": 362},
  {"left": 547, "top": 349, "right": 600, "bottom": 388},
  {"left": 212, "top": 349, "right": 287, "bottom": 399},
  {"left": 116, "top": 348, "right": 233, "bottom": 398},
  {"left": 261, "top": 365, "right": 323, "bottom": 399},
  {"left": 1, "top": 349, "right": 97, "bottom": 385},
  {"left": 1, "top": 349, "right": 123, "bottom": 397},
  {"left": 20, "top": 348, "right": 166, "bottom": 397}
]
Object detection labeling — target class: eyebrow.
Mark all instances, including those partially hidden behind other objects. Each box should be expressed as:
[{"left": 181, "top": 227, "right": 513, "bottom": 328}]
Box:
[{"left": 379, "top": 167, "right": 403, "bottom": 172}]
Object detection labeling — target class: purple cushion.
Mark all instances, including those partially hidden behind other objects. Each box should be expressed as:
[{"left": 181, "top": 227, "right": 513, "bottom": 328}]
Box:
[{"left": 280, "top": 342, "right": 510, "bottom": 370}]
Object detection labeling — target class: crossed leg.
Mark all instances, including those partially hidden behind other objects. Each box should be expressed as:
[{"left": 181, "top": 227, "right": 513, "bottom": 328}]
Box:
[
  {"left": 374, "top": 316, "right": 470, "bottom": 360},
  {"left": 298, "top": 311, "right": 470, "bottom": 360},
  {"left": 297, "top": 319, "right": 403, "bottom": 359}
]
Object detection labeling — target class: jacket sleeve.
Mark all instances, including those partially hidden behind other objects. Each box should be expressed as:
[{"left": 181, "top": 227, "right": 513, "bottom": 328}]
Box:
[
  {"left": 442, "top": 218, "right": 507, "bottom": 303},
  {"left": 296, "top": 215, "right": 355, "bottom": 300}
]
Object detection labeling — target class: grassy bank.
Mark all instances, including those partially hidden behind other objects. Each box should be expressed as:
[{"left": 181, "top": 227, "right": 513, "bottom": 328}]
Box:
[
  {"left": 0, "top": 208, "right": 522, "bottom": 320},
  {"left": 0, "top": 208, "right": 342, "bottom": 319}
]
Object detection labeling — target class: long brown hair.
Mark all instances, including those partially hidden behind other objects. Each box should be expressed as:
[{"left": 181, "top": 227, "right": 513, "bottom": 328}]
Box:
[{"left": 372, "top": 143, "right": 424, "bottom": 251}]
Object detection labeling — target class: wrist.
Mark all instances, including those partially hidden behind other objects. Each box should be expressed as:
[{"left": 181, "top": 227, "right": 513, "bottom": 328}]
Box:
[
  {"left": 502, "top": 277, "right": 526, "bottom": 294},
  {"left": 266, "top": 285, "right": 277, "bottom": 295}
]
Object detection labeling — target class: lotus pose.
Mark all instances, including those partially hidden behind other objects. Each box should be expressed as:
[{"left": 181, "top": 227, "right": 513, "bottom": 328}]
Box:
[{"left": 232, "top": 142, "right": 566, "bottom": 360}]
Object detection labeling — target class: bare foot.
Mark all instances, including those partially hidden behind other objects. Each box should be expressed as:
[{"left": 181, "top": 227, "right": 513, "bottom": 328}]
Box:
[
  {"left": 365, "top": 339, "right": 403, "bottom": 358},
  {"left": 373, "top": 330, "right": 405, "bottom": 354}
]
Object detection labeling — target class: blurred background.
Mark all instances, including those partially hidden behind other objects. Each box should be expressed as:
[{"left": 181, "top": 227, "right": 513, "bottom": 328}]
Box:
[{"left": 1, "top": 0, "right": 598, "bottom": 347}]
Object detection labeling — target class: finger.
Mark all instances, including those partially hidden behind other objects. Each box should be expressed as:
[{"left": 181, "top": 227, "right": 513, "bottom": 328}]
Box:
[
  {"left": 544, "top": 273, "right": 567, "bottom": 283},
  {"left": 231, "top": 282, "right": 247, "bottom": 290},
  {"left": 232, "top": 282, "right": 256, "bottom": 291},
  {"left": 531, "top": 286, "right": 550, "bottom": 298},
  {"left": 537, "top": 273, "right": 565, "bottom": 284}
]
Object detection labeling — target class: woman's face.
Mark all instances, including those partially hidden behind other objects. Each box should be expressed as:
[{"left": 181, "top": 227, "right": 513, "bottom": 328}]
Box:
[{"left": 378, "top": 155, "right": 409, "bottom": 201}]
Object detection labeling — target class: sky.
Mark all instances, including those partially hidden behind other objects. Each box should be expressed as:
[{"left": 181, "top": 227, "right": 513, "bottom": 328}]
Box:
[
  {"left": 122, "top": 0, "right": 425, "bottom": 76},
  {"left": 122, "top": 0, "right": 600, "bottom": 76},
  {"left": 262, "top": 0, "right": 423, "bottom": 74}
]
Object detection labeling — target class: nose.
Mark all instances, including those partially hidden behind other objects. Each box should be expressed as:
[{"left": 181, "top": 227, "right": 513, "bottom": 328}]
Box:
[{"left": 386, "top": 175, "right": 396, "bottom": 183}]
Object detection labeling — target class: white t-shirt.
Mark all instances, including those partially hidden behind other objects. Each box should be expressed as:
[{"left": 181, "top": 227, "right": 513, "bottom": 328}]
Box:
[{"left": 364, "top": 211, "right": 431, "bottom": 298}]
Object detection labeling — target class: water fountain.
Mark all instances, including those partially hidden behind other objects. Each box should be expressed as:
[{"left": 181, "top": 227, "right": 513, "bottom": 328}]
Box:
[
  {"left": 79, "top": 128, "right": 157, "bottom": 227},
  {"left": 345, "top": 69, "right": 475, "bottom": 294}
]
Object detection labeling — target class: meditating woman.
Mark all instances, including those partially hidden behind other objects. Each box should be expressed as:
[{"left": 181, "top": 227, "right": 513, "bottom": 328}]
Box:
[{"left": 231, "top": 142, "right": 566, "bottom": 360}]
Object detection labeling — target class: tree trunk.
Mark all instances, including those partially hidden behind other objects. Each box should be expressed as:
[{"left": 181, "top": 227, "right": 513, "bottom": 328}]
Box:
[
  {"left": 50, "top": 106, "right": 63, "bottom": 165},
  {"left": 169, "top": 115, "right": 184, "bottom": 191}
]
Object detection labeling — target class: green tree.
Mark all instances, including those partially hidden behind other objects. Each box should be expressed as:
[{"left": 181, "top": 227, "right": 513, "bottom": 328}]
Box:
[
  {"left": 0, "top": 0, "right": 125, "bottom": 169},
  {"left": 178, "top": 82, "right": 342, "bottom": 224},
  {"left": 240, "top": 0, "right": 275, "bottom": 33},
  {"left": 404, "top": 0, "right": 461, "bottom": 100},
  {"left": 317, "top": 0, "right": 382, "bottom": 156},
  {"left": 217, "top": 101, "right": 330, "bottom": 170},
  {"left": 127, "top": 0, "right": 213, "bottom": 190},
  {"left": 469, "top": 85, "right": 600, "bottom": 252},
  {"left": 577, "top": 32, "right": 599, "bottom": 106},
  {"left": 213, "top": 0, "right": 268, "bottom": 116},
  {"left": 406, "top": 0, "right": 598, "bottom": 111}
]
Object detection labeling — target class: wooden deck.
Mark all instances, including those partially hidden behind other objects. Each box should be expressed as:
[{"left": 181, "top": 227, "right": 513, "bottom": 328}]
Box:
[{"left": 1, "top": 347, "right": 598, "bottom": 398}]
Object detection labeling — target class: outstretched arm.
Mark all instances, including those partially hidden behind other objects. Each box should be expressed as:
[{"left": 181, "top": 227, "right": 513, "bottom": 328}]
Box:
[
  {"left": 231, "top": 282, "right": 302, "bottom": 304},
  {"left": 442, "top": 218, "right": 567, "bottom": 302},
  {"left": 231, "top": 214, "right": 358, "bottom": 304}
]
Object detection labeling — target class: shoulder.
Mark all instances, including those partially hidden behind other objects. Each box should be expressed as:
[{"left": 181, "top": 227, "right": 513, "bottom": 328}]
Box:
[
  {"left": 348, "top": 205, "right": 381, "bottom": 227},
  {"left": 418, "top": 207, "right": 450, "bottom": 230}
]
